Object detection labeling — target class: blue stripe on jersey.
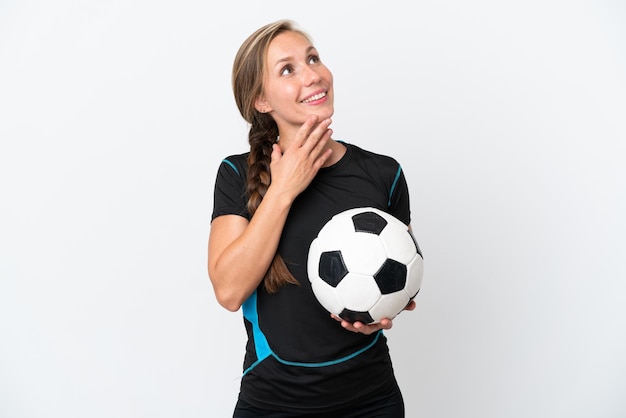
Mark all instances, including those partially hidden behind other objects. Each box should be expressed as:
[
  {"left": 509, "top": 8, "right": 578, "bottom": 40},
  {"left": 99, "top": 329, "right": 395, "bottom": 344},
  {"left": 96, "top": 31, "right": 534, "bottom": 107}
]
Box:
[
  {"left": 388, "top": 165, "right": 402, "bottom": 207},
  {"left": 272, "top": 331, "right": 382, "bottom": 368},
  {"left": 241, "top": 289, "right": 384, "bottom": 375},
  {"left": 242, "top": 291, "right": 272, "bottom": 375},
  {"left": 222, "top": 159, "right": 239, "bottom": 176}
]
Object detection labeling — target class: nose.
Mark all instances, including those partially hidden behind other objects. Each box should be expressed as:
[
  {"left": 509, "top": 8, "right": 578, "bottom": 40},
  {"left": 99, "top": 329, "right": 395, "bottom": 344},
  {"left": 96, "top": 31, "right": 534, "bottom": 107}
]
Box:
[{"left": 303, "top": 66, "right": 321, "bottom": 86}]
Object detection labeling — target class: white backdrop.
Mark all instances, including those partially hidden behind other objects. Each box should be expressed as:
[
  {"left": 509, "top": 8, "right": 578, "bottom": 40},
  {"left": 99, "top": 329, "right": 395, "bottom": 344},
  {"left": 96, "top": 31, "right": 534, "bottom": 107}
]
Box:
[{"left": 1, "top": 1, "right": 625, "bottom": 417}]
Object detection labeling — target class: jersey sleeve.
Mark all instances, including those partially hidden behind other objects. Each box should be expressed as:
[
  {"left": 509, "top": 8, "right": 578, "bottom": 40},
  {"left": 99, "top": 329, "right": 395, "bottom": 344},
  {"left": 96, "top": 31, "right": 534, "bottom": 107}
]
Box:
[
  {"left": 387, "top": 163, "right": 411, "bottom": 226},
  {"left": 211, "top": 157, "right": 250, "bottom": 221}
]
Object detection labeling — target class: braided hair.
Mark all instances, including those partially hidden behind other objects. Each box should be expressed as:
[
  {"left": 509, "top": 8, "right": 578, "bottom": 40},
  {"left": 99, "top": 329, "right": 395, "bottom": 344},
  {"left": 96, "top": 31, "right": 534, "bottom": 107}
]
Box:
[{"left": 231, "top": 20, "right": 308, "bottom": 293}]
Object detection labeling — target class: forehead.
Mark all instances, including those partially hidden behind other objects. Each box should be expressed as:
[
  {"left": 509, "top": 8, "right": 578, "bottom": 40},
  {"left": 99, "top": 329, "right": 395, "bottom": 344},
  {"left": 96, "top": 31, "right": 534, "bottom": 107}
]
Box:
[{"left": 266, "top": 31, "right": 313, "bottom": 64}]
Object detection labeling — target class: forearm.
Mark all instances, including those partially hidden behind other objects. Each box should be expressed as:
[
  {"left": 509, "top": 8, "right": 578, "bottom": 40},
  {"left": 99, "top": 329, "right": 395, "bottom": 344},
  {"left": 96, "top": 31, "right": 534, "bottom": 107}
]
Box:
[{"left": 209, "top": 186, "right": 293, "bottom": 311}]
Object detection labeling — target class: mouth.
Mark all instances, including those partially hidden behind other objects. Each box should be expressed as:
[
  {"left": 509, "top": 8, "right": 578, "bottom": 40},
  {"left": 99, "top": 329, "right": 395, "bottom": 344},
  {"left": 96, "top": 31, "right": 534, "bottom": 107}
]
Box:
[{"left": 301, "top": 91, "right": 327, "bottom": 103}]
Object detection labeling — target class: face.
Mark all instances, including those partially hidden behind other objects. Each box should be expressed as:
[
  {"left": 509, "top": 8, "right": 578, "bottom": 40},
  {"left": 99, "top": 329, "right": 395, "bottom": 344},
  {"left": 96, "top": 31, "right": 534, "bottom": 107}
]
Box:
[{"left": 256, "top": 31, "right": 334, "bottom": 137}]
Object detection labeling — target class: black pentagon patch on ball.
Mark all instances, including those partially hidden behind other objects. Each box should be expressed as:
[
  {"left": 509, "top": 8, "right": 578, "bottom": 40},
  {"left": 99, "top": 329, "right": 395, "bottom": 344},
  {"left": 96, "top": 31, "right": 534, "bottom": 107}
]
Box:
[
  {"left": 352, "top": 211, "right": 388, "bottom": 235},
  {"left": 374, "top": 259, "right": 407, "bottom": 294},
  {"left": 340, "top": 308, "right": 374, "bottom": 324},
  {"left": 319, "top": 251, "right": 348, "bottom": 287}
]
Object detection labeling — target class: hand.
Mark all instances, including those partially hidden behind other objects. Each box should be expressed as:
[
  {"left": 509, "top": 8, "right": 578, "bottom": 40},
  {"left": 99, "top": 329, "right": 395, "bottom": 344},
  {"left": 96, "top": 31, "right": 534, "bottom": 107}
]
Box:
[
  {"left": 269, "top": 115, "right": 333, "bottom": 200},
  {"left": 331, "top": 314, "right": 392, "bottom": 334},
  {"left": 330, "top": 300, "right": 416, "bottom": 335}
]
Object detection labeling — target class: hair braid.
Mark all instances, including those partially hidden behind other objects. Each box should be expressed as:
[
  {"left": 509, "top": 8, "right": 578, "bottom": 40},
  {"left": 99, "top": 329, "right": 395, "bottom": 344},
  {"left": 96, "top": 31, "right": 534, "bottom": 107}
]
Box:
[
  {"left": 246, "top": 112, "right": 299, "bottom": 293},
  {"left": 232, "top": 20, "right": 307, "bottom": 293}
]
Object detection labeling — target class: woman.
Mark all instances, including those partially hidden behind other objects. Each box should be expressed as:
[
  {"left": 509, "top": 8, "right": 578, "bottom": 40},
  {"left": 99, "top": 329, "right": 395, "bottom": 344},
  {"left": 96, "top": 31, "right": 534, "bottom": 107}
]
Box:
[{"left": 208, "top": 19, "right": 417, "bottom": 417}]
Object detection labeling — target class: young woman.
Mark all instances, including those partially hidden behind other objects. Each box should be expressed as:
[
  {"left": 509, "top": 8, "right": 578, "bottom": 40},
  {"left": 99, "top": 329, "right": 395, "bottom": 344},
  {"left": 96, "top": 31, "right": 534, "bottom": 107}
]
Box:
[{"left": 208, "top": 19, "right": 417, "bottom": 417}]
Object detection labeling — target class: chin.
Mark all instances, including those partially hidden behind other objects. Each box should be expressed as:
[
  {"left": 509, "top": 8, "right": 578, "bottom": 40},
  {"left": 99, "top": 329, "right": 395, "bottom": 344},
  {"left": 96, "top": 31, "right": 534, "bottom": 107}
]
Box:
[{"left": 314, "top": 108, "right": 334, "bottom": 120}]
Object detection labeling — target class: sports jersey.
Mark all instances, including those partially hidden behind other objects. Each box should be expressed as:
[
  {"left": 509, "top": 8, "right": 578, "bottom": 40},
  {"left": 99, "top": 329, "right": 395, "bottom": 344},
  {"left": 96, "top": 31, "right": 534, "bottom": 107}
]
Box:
[{"left": 211, "top": 141, "right": 412, "bottom": 414}]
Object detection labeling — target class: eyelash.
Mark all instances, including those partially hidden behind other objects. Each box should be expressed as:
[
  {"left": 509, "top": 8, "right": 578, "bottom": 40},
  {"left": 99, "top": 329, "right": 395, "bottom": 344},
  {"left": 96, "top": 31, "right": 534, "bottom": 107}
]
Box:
[
  {"left": 280, "top": 55, "right": 321, "bottom": 76},
  {"left": 280, "top": 65, "right": 294, "bottom": 76}
]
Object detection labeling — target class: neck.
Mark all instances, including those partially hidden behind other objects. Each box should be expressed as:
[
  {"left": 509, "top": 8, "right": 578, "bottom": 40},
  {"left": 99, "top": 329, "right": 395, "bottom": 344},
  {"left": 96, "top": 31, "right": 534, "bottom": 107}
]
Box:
[{"left": 321, "top": 140, "right": 347, "bottom": 167}]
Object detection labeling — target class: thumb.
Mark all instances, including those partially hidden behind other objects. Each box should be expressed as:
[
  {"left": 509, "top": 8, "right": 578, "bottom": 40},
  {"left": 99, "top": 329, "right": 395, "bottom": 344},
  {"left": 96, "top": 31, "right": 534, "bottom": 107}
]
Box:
[{"left": 271, "top": 143, "right": 283, "bottom": 163}]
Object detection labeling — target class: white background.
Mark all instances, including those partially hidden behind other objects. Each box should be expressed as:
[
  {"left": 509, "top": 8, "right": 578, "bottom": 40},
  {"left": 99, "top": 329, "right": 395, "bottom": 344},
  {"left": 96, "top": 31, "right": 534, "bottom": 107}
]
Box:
[{"left": 1, "top": 1, "right": 625, "bottom": 417}]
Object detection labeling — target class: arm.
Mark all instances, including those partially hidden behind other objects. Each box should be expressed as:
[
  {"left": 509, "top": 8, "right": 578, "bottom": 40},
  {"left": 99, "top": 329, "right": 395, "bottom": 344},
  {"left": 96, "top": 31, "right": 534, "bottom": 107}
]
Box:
[
  {"left": 208, "top": 186, "right": 293, "bottom": 312},
  {"left": 208, "top": 116, "right": 333, "bottom": 311}
]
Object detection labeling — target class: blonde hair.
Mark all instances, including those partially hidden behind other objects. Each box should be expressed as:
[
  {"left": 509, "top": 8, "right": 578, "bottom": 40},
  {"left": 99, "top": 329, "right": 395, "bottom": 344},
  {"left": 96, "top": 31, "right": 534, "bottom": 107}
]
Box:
[{"left": 232, "top": 20, "right": 311, "bottom": 293}]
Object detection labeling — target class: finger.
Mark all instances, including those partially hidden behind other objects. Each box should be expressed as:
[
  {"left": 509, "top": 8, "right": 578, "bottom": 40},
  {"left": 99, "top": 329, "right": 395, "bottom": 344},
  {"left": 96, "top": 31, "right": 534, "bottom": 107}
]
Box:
[
  {"left": 270, "top": 143, "right": 283, "bottom": 163},
  {"left": 293, "top": 115, "right": 319, "bottom": 146},
  {"left": 310, "top": 140, "right": 333, "bottom": 171},
  {"left": 379, "top": 318, "right": 393, "bottom": 330},
  {"left": 341, "top": 320, "right": 359, "bottom": 333},
  {"left": 309, "top": 127, "right": 333, "bottom": 158},
  {"left": 302, "top": 118, "right": 332, "bottom": 152}
]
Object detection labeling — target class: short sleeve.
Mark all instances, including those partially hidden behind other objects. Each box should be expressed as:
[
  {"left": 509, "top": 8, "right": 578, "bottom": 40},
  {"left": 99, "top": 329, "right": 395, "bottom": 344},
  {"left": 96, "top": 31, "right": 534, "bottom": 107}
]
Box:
[
  {"left": 211, "top": 156, "right": 250, "bottom": 221},
  {"left": 387, "top": 164, "right": 411, "bottom": 226}
]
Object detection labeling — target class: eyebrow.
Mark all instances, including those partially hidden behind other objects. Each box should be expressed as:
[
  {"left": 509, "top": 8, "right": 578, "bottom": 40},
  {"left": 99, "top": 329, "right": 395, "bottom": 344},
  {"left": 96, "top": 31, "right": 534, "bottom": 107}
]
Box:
[{"left": 273, "top": 45, "right": 317, "bottom": 68}]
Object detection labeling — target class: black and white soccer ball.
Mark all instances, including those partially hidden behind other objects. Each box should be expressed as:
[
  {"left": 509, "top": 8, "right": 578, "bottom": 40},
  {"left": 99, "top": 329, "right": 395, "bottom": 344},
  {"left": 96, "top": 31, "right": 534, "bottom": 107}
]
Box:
[{"left": 307, "top": 207, "right": 423, "bottom": 324}]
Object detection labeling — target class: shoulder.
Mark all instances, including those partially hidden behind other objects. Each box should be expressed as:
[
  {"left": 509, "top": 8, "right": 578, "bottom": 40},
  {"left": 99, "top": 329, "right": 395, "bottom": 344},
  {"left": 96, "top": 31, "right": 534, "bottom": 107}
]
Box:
[
  {"left": 218, "top": 152, "right": 249, "bottom": 178},
  {"left": 345, "top": 142, "right": 399, "bottom": 163},
  {"left": 343, "top": 142, "right": 402, "bottom": 175}
]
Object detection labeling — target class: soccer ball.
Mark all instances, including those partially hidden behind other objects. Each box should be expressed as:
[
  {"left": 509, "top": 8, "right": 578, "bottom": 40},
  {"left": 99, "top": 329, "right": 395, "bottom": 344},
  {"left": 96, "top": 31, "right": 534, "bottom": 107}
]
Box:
[{"left": 307, "top": 207, "right": 423, "bottom": 324}]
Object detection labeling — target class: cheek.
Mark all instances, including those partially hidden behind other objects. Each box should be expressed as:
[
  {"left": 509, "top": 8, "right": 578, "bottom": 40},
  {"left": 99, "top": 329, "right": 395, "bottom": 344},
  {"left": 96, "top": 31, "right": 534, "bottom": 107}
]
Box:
[
  {"left": 268, "top": 82, "right": 299, "bottom": 107},
  {"left": 283, "top": 82, "right": 300, "bottom": 98},
  {"left": 324, "top": 67, "right": 334, "bottom": 83}
]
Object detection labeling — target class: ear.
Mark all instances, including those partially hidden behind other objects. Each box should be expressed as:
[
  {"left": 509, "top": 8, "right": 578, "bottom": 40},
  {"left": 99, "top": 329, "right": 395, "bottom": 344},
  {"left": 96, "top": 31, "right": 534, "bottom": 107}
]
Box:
[{"left": 254, "top": 96, "right": 272, "bottom": 113}]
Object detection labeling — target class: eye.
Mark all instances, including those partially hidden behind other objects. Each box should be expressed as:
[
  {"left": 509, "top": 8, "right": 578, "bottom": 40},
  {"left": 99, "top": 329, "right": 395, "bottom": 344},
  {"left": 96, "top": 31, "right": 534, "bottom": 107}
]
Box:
[
  {"left": 308, "top": 54, "right": 320, "bottom": 64},
  {"left": 280, "top": 64, "right": 294, "bottom": 76}
]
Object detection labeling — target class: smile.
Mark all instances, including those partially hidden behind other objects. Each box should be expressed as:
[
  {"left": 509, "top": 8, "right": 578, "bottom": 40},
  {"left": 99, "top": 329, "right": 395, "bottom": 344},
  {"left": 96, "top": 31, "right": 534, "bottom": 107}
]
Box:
[{"left": 301, "top": 91, "right": 327, "bottom": 103}]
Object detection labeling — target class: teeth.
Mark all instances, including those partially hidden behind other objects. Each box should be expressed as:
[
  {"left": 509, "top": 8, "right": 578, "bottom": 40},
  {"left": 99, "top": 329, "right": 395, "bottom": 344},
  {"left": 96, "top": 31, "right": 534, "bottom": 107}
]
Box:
[{"left": 302, "top": 92, "right": 326, "bottom": 103}]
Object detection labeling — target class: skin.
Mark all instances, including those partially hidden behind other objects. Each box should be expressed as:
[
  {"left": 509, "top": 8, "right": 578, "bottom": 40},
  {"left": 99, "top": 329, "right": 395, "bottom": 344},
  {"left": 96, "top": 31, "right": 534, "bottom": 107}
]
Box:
[{"left": 208, "top": 31, "right": 415, "bottom": 335}]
